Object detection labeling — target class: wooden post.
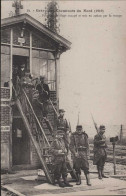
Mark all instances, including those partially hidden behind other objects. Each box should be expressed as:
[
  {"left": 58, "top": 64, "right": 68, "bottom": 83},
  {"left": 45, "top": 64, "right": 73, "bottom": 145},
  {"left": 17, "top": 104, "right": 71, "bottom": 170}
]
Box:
[
  {"left": 55, "top": 55, "right": 60, "bottom": 110},
  {"left": 10, "top": 28, "right": 13, "bottom": 99},
  {"left": 112, "top": 142, "right": 116, "bottom": 175},
  {"left": 9, "top": 28, "right": 13, "bottom": 170},
  {"left": 120, "top": 124, "right": 123, "bottom": 143},
  {"left": 30, "top": 32, "right": 32, "bottom": 75}
]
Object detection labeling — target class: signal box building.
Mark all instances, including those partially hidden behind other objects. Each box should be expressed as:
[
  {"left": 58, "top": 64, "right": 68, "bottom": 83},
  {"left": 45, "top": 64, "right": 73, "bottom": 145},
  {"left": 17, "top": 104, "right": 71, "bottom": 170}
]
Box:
[{"left": 1, "top": 14, "right": 71, "bottom": 171}]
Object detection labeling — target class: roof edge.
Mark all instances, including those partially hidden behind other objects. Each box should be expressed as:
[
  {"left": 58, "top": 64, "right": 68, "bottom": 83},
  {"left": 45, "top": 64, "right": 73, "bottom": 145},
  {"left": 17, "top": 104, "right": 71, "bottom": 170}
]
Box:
[{"left": 1, "top": 14, "right": 71, "bottom": 50}]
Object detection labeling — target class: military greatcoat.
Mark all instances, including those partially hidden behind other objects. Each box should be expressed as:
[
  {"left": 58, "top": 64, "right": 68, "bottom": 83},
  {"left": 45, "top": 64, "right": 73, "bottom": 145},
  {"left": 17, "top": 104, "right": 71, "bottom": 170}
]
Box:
[
  {"left": 50, "top": 136, "right": 68, "bottom": 180},
  {"left": 69, "top": 131, "right": 90, "bottom": 174},
  {"left": 57, "top": 117, "right": 69, "bottom": 133},
  {"left": 93, "top": 132, "right": 107, "bottom": 166}
]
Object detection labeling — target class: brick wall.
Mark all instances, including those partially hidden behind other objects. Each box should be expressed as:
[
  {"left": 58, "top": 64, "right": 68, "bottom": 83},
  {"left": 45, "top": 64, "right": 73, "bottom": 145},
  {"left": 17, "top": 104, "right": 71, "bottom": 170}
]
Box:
[
  {"left": 1, "top": 87, "right": 11, "bottom": 170},
  {"left": 1, "top": 88, "right": 11, "bottom": 126},
  {"left": 1, "top": 87, "right": 10, "bottom": 99},
  {"left": 1, "top": 106, "right": 10, "bottom": 126},
  {"left": 1, "top": 132, "right": 10, "bottom": 169}
]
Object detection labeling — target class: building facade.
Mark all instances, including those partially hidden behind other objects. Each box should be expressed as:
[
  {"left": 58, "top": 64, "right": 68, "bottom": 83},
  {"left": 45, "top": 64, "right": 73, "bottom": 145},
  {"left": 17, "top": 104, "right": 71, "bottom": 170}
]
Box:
[{"left": 1, "top": 14, "right": 71, "bottom": 171}]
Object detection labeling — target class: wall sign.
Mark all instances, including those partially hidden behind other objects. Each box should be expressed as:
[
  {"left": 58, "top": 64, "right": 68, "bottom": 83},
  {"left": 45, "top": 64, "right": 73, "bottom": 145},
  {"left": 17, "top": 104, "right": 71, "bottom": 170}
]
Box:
[
  {"left": 1, "top": 126, "right": 10, "bottom": 132},
  {"left": 18, "top": 37, "right": 25, "bottom": 46}
]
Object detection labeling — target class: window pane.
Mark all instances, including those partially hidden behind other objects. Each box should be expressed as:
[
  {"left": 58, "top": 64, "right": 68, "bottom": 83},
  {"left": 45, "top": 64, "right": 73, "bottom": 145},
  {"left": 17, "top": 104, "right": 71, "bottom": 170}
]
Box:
[
  {"left": 48, "top": 60, "right": 55, "bottom": 90},
  {"left": 40, "top": 51, "right": 48, "bottom": 59},
  {"left": 1, "top": 53, "right": 10, "bottom": 87},
  {"left": 32, "top": 50, "right": 39, "bottom": 58},
  {"left": 48, "top": 52, "right": 55, "bottom": 60},
  {"left": 32, "top": 58, "right": 40, "bottom": 77},
  {"left": 40, "top": 59, "right": 48, "bottom": 80}
]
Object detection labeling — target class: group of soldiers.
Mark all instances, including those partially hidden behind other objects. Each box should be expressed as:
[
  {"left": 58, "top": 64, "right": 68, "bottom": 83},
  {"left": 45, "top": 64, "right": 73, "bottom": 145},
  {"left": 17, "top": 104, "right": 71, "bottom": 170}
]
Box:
[
  {"left": 50, "top": 109, "right": 108, "bottom": 187},
  {"left": 13, "top": 64, "right": 108, "bottom": 188}
]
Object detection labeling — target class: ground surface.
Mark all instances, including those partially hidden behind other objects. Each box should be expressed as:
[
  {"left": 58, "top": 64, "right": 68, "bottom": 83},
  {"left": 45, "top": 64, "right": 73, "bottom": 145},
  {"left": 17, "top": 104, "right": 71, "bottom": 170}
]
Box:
[{"left": 1, "top": 162, "right": 126, "bottom": 196}]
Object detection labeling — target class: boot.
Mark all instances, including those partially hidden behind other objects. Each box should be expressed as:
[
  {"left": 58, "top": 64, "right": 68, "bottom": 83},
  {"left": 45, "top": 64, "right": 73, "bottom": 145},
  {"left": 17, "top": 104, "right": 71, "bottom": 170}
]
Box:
[
  {"left": 63, "top": 177, "right": 73, "bottom": 187},
  {"left": 101, "top": 168, "right": 109, "bottom": 178},
  {"left": 76, "top": 173, "right": 81, "bottom": 185},
  {"left": 98, "top": 168, "right": 102, "bottom": 179},
  {"left": 85, "top": 173, "right": 91, "bottom": 186},
  {"left": 57, "top": 179, "right": 65, "bottom": 188}
]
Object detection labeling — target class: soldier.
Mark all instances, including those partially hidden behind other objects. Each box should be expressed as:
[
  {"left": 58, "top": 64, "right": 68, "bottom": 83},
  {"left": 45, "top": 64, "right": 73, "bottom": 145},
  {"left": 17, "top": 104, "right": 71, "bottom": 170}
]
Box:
[
  {"left": 50, "top": 130, "right": 73, "bottom": 188},
  {"left": 69, "top": 125, "right": 91, "bottom": 186},
  {"left": 57, "top": 109, "right": 70, "bottom": 143},
  {"left": 18, "top": 63, "right": 26, "bottom": 79},
  {"left": 36, "top": 76, "right": 50, "bottom": 118},
  {"left": 93, "top": 125, "right": 108, "bottom": 179}
]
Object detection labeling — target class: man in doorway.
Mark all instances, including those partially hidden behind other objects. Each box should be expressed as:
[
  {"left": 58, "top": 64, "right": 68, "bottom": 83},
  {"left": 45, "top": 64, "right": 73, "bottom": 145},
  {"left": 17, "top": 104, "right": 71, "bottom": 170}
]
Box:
[
  {"left": 36, "top": 76, "right": 50, "bottom": 118},
  {"left": 93, "top": 125, "right": 108, "bottom": 179},
  {"left": 50, "top": 130, "right": 73, "bottom": 187},
  {"left": 18, "top": 63, "right": 26, "bottom": 79},
  {"left": 69, "top": 125, "right": 91, "bottom": 186}
]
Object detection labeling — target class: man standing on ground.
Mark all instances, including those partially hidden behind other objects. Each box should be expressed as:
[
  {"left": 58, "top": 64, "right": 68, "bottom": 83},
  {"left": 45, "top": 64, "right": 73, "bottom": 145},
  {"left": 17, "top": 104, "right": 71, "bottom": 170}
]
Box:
[
  {"left": 69, "top": 125, "right": 91, "bottom": 186},
  {"left": 50, "top": 130, "right": 73, "bottom": 187},
  {"left": 93, "top": 125, "right": 108, "bottom": 179}
]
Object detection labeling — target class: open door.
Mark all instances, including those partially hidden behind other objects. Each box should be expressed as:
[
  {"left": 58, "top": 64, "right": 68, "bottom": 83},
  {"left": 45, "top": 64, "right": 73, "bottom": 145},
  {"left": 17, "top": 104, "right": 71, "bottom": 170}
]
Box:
[{"left": 12, "top": 55, "right": 29, "bottom": 86}]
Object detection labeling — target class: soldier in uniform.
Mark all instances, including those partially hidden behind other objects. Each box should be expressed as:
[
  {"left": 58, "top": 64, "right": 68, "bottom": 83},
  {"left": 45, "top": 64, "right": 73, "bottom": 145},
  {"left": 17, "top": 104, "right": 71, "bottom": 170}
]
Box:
[
  {"left": 36, "top": 76, "right": 50, "bottom": 118},
  {"left": 57, "top": 109, "right": 70, "bottom": 143},
  {"left": 18, "top": 63, "right": 26, "bottom": 79},
  {"left": 93, "top": 125, "right": 108, "bottom": 179},
  {"left": 50, "top": 130, "right": 73, "bottom": 188},
  {"left": 69, "top": 125, "right": 91, "bottom": 186}
]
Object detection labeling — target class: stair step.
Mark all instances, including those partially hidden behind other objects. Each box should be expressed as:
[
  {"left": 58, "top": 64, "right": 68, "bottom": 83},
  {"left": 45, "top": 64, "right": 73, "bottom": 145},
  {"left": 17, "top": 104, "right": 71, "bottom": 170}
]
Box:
[{"left": 43, "top": 155, "right": 52, "bottom": 157}]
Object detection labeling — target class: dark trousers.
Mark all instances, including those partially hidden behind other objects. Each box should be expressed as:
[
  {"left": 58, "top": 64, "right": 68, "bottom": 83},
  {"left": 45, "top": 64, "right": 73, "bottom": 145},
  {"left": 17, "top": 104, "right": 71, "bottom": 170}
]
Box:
[
  {"left": 38, "top": 100, "right": 49, "bottom": 117},
  {"left": 97, "top": 156, "right": 106, "bottom": 170},
  {"left": 43, "top": 101, "right": 48, "bottom": 117},
  {"left": 53, "top": 160, "right": 67, "bottom": 180},
  {"left": 74, "top": 157, "right": 89, "bottom": 175}
]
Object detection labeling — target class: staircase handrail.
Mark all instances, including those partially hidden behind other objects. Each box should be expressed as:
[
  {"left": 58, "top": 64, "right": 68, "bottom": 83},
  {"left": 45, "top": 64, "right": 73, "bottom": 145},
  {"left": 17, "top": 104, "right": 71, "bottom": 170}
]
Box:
[{"left": 12, "top": 80, "right": 50, "bottom": 147}]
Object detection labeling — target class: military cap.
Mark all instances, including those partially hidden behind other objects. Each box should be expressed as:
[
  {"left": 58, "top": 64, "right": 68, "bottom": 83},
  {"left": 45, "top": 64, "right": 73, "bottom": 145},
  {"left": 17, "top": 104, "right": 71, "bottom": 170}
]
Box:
[
  {"left": 59, "top": 109, "right": 65, "bottom": 113},
  {"left": 76, "top": 125, "right": 83, "bottom": 129},
  {"left": 99, "top": 125, "right": 105, "bottom": 130}
]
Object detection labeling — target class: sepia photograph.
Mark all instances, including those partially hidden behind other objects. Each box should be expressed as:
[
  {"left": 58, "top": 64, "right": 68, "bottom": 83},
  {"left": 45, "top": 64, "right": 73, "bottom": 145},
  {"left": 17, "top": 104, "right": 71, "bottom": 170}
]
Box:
[{"left": 1, "top": 0, "right": 126, "bottom": 195}]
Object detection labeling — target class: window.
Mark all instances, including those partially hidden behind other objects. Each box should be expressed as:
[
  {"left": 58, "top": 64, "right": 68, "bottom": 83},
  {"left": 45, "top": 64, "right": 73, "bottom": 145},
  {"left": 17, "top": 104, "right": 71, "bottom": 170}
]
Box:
[
  {"left": 1, "top": 46, "right": 10, "bottom": 87},
  {"left": 32, "top": 50, "right": 56, "bottom": 90}
]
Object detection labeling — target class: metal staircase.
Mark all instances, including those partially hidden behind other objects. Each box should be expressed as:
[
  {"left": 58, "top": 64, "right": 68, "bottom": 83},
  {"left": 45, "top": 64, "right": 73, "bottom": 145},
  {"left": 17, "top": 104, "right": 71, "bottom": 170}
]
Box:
[{"left": 12, "top": 81, "right": 77, "bottom": 184}]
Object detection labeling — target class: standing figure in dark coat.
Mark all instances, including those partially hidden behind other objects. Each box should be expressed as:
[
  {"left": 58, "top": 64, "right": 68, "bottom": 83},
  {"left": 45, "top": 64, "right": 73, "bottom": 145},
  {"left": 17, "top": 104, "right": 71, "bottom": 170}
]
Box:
[
  {"left": 36, "top": 76, "right": 50, "bottom": 118},
  {"left": 69, "top": 125, "right": 91, "bottom": 186},
  {"left": 57, "top": 109, "right": 70, "bottom": 144},
  {"left": 17, "top": 64, "right": 26, "bottom": 79},
  {"left": 50, "top": 130, "right": 73, "bottom": 188},
  {"left": 93, "top": 125, "right": 108, "bottom": 179}
]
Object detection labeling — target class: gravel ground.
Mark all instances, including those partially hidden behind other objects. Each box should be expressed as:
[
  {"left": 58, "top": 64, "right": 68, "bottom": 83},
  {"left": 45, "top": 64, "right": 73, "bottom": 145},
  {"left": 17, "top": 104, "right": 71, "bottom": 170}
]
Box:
[
  {"left": 1, "top": 188, "right": 18, "bottom": 196},
  {"left": 89, "top": 160, "right": 126, "bottom": 175},
  {"left": 1, "top": 161, "right": 126, "bottom": 196}
]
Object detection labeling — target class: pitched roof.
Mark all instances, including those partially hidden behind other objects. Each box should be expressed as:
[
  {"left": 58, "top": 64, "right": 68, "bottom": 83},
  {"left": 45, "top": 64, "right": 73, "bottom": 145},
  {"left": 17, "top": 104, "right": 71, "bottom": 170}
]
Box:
[{"left": 1, "top": 13, "right": 71, "bottom": 50}]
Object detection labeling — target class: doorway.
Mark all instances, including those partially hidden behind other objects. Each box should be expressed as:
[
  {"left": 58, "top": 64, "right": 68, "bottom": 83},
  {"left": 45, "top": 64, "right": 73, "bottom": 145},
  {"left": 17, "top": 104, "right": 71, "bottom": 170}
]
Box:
[
  {"left": 12, "top": 55, "right": 29, "bottom": 86},
  {"left": 12, "top": 118, "right": 30, "bottom": 165}
]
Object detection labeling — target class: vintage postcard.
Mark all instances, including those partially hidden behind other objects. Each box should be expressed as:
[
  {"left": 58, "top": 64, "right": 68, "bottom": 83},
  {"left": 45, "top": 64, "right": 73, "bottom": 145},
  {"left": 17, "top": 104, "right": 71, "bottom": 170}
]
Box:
[{"left": 1, "top": 0, "right": 126, "bottom": 195}]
